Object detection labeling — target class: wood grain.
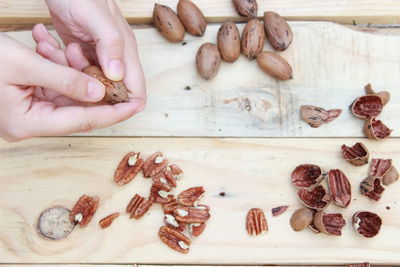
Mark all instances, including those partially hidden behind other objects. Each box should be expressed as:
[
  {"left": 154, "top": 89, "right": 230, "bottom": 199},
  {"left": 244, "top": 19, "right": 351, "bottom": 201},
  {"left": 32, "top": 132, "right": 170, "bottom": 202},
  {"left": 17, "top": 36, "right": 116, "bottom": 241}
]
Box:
[
  {"left": 6, "top": 22, "right": 400, "bottom": 137},
  {"left": 0, "top": 137, "right": 399, "bottom": 264},
  {"left": 0, "top": 0, "right": 400, "bottom": 24}
]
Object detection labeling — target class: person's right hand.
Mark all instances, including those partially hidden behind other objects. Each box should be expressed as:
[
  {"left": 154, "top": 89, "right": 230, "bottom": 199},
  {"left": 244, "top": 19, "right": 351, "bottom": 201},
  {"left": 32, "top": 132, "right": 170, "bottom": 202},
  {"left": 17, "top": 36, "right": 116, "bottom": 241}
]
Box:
[{"left": 0, "top": 32, "right": 143, "bottom": 142}]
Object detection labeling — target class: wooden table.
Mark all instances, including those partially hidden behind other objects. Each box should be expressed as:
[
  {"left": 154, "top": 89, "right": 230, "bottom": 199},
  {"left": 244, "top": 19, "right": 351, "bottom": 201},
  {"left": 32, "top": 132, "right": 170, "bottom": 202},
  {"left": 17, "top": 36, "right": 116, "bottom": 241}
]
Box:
[{"left": 0, "top": 1, "right": 399, "bottom": 266}]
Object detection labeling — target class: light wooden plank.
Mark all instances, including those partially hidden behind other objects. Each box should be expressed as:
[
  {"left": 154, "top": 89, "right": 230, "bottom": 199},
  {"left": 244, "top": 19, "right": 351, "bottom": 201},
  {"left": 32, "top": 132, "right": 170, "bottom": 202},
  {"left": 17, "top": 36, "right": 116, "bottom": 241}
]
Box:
[
  {"left": 0, "top": 137, "right": 399, "bottom": 264},
  {"left": 5, "top": 22, "right": 400, "bottom": 138},
  {"left": 1, "top": 0, "right": 400, "bottom": 24}
]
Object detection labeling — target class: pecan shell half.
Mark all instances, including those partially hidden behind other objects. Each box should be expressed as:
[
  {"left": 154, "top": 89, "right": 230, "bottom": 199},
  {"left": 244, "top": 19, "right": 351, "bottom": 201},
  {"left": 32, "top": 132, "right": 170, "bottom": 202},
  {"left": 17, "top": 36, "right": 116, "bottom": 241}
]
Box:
[
  {"left": 313, "top": 211, "right": 346, "bottom": 236},
  {"left": 143, "top": 152, "right": 169, "bottom": 178},
  {"left": 291, "top": 164, "right": 325, "bottom": 189},
  {"left": 382, "top": 165, "right": 399, "bottom": 186},
  {"left": 114, "top": 152, "right": 144, "bottom": 186},
  {"left": 159, "top": 226, "right": 191, "bottom": 253},
  {"left": 328, "top": 169, "right": 352, "bottom": 208},
  {"left": 360, "top": 176, "right": 385, "bottom": 201},
  {"left": 246, "top": 208, "right": 268, "bottom": 236},
  {"left": 271, "top": 205, "right": 289, "bottom": 217},
  {"left": 341, "top": 143, "right": 369, "bottom": 166},
  {"left": 126, "top": 194, "right": 153, "bottom": 219},
  {"left": 369, "top": 158, "right": 392, "bottom": 178},
  {"left": 297, "top": 185, "right": 330, "bottom": 210},
  {"left": 352, "top": 211, "right": 382, "bottom": 238},
  {"left": 70, "top": 195, "right": 99, "bottom": 227},
  {"left": 351, "top": 94, "right": 383, "bottom": 119},
  {"left": 364, "top": 118, "right": 392, "bottom": 140},
  {"left": 150, "top": 183, "right": 174, "bottom": 204},
  {"left": 300, "top": 105, "right": 342, "bottom": 128},
  {"left": 99, "top": 212, "right": 120, "bottom": 229},
  {"left": 178, "top": 186, "right": 205, "bottom": 206},
  {"left": 290, "top": 208, "right": 314, "bottom": 232},
  {"left": 174, "top": 206, "right": 211, "bottom": 223},
  {"left": 365, "top": 83, "right": 390, "bottom": 106}
]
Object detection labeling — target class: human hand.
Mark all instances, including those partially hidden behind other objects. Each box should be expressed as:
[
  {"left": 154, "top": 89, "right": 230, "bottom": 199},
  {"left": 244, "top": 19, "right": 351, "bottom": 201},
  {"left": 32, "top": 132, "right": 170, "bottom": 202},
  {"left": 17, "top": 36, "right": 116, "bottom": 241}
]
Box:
[
  {"left": 44, "top": 0, "right": 146, "bottom": 103},
  {"left": 0, "top": 33, "right": 142, "bottom": 141}
]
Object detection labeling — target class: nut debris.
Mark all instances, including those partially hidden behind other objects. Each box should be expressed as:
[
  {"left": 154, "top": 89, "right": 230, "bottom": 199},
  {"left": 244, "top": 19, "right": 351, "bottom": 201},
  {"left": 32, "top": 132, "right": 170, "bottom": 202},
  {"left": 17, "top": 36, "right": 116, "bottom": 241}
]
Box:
[
  {"left": 290, "top": 208, "right": 314, "bottom": 232},
  {"left": 364, "top": 118, "right": 392, "bottom": 140},
  {"left": 365, "top": 83, "right": 390, "bottom": 106},
  {"left": 382, "top": 165, "right": 399, "bottom": 186},
  {"left": 360, "top": 176, "right": 385, "bottom": 201},
  {"left": 37, "top": 206, "right": 74, "bottom": 240},
  {"left": 246, "top": 208, "right": 268, "bottom": 236},
  {"left": 271, "top": 205, "right": 289, "bottom": 217},
  {"left": 351, "top": 94, "right": 383, "bottom": 119}
]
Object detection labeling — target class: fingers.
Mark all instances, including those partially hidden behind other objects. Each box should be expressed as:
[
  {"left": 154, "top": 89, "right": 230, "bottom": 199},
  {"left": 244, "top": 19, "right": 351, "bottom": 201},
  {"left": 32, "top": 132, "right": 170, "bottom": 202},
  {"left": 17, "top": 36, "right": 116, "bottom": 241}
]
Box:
[
  {"left": 28, "top": 99, "right": 143, "bottom": 136},
  {"left": 65, "top": 43, "right": 90, "bottom": 70},
  {"left": 32, "top": 23, "right": 60, "bottom": 48},
  {"left": 18, "top": 53, "right": 105, "bottom": 102}
]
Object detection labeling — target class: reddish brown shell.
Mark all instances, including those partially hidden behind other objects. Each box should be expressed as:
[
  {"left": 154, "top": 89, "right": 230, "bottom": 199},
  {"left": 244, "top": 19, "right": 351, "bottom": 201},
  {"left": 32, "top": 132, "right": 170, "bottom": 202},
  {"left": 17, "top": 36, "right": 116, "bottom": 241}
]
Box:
[
  {"left": 382, "top": 165, "right": 399, "bottom": 186},
  {"left": 300, "top": 106, "right": 342, "bottom": 128},
  {"left": 328, "top": 169, "right": 352, "bottom": 208},
  {"left": 263, "top": 11, "right": 293, "bottom": 51},
  {"left": 364, "top": 118, "right": 392, "bottom": 140},
  {"left": 351, "top": 94, "right": 383, "bottom": 119},
  {"left": 271, "top": 205, "right": 289, "bottom": 217},
  {"left": 290, "top": 208, "right": 314, "bottom": 232},
  {"left": 291, "top": 164, "right": 325, "bottom": 189},
  {"left": 313, "top": 211, "right": 346, "bottom": 236},
  {"left": 178, "top": 186, "right": 205, "bottom": 206},
  {"left": 153, "top": 4, "right": 185, "bottom": 43},
  {"left": 369, "top": 158, "right": 392, "bottom": 178},
  {"left": 352, "top": 211, "right": 382, "bottom": 238},
  {"left": 241, "top": 19, "right": 265, "bottom": 60},
  {"left": 365, "top": 83, "right": 390, "bottom": 106},
  {"left": 360, "top": 177, "right": 385, "bottom": 201},
  {"left": 232, "top": 0, "right": 258, "bottom": 18},
  {"left": 177, "top": 0, "right": 207, "bottom": 37},
  {"left": 297, "top": 185, "right": 330, "bottom": 210},
  {"left": 341, "top": 143, "right": 369, "bottom": 166}
]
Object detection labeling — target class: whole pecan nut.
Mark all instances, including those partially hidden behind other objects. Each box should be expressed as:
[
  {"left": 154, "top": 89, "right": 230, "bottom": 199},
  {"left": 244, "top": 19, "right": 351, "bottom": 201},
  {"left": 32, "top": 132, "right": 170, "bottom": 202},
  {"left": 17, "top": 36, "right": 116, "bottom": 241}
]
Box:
[
  {"left": 174, "top": 206, "right": 211, "bottom": 223},
  {"left": 126, "top": 194, "right": 153, "bottom": 219},
  {"left": 351, "top": 94, "right": 383, "bottom": 119},
  {"left": 369, "top": 158, "right": 392, "bottom": 178},
  {"left": 114, "top": 152, "right": 144, "bottom": 186},
  {"left": 70, "top": 195, "right": 99, "bottom": 227},
  {"left": 246, "top": 208, "right": 268, "bottom": 236},
  {"left": 300, "top": 105, "right": 342, "bottom": 128},
  {"left": 291, "top": 164, "right": 325, "bottom": 189},
  {"left": 297, "top": 185, "right": 330, "bottom": 210},
  {"left": 313, "top": 211, "right": 346, "bottom": 236},
  {"left": 352, "top": 211, "right": 382, "bottom": 238},
  {"left": 178, "top": 186, "right": 205, "bottom": 206},
  {"left": 360, "top": 176, "right": 385, "bottom": 201},
  {"left": 364, "top": 118, "right": 392, "bottom": 140},
  {"left": 341, "top": 143, "right": 369, "bottom": 166},
  {"left": 328, "top": 169, "right": 352, "bottom": 208},
  {"left": 271, "top": 205, "right": 289, "bottom": 217},
  {"left": 158, "top": 226, "right": 191, "bottom": 253},
  {"left": 232, "top": 0, "right": 258, "bottom": 18},
  {"left": 143, "top": 152, "right": 169, "bottom": 178},
  {"left": 263, "top": 11, "right": 293, "bottom": 51},
  {"left": 290, "top": 208, "right": 314, "bottom": 232},
  {"left": 99, "top": 212, "right": 120, "bottom": 229}
]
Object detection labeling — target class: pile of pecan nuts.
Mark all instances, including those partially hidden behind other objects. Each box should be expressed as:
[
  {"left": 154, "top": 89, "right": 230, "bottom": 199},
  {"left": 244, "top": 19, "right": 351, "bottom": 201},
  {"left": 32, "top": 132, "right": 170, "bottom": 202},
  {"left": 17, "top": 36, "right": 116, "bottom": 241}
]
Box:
[
  {"left": 37, "top": 151, "right": 210, "bottom": 254},
  {"left": 289, "top": 141, "right": 398, "bottom": 238}
]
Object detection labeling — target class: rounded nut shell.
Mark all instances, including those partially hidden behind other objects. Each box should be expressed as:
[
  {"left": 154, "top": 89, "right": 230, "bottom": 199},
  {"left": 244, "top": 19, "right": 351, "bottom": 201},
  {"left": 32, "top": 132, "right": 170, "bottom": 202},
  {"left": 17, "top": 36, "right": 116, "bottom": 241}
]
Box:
[
  {"left": 232, "top": 0, "right": 258, "bottom": 18},
  {"left": 365, "top": 83, "right": 390, "bottom": 106},
  {"left": 290, "top": 208, "right": 314, "bottom": 231},
  {"left": 263, "top": 11, "right": 293, "bottom": 51},
  {"left": 217, "top": 21, "right": 241, "bottom": 63},
  {"left": 196, "top": 43, "right": 221, "bottom": 80},
  {"left": 313, "top": 211, "right": 346, "bottom": 236},
  {"left": 341, "top": 143, "right": 369, "bottom": 166},
  {"left": 241, "top": 19, "right": 265, "bottom": 60},
  {"left": 352, "top": 211, "right": 382, "bottom": 238},
  {"left": 177, "top": 0, "right": 207, "bottom": 37},
  {"left": 363, "top": 118, "right": 392, "bottom": 141},
  {"left": 153, "top": 4, "right": 185, "bottom": 43},
  {"left": 256, "top": 51, "right": 293, "bottom": 80}
]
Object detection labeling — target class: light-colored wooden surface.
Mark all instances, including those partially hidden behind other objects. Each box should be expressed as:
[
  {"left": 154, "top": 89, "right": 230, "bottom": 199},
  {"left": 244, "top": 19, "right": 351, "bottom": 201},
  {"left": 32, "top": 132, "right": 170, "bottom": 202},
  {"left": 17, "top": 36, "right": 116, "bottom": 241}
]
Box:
[
  {"left": 0, "top": 0, "right": 400, "bottom": 24},
  {"left": 6, "top": 22, "right": 400, "bottom": 137},
  {"left": 0, "top": 137, "right": 399, "bottom": 264}
]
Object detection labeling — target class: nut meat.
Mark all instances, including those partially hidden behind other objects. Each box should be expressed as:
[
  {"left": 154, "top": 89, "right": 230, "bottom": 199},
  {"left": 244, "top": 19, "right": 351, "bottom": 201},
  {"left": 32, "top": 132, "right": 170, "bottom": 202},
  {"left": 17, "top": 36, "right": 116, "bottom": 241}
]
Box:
[
  {"left": 328, "top": 169, "right": 351, "bottom": 208},
  {"left": 341, "top": 143, "right": 369, "bottom": 166},
  {"left": 297, "top": 185, "right": 330, "bottom": 210},
  {"left": 196, "top": 43, "right": 222, "bottom": 80},
  {"left": 152, "top": 169, "right": 177, "bottom": 188},
  {"left": 291, "top": 164, "right": 325, "bottom": 189},
  {"left": 150, "top": 183, "right": 174, "bottom": 204},
  {"left": 162, "top": 197, "right": 180, "bottom": 214},
  {"left": 241, "top": 19, "right": 265, "bottom": 60},
  {"left": 246, "top": 208, "right": 268, "bottom": 236},
  {"left": 313, "top": 211, "right": 346, "bottom": 236},
  {"left": 263, "top": 11, "right": 293, "bottom": 51},
  {"left": 189, "top": 223, "right": 206, "bottom": 237},
  {"left": 126, "top": 194, "right": 153, "bottom": 219},
  {"left": 143, "top": 152, "right": 169, "bottom": 178},
  {"left": 300, "top": 105, "right": 342, "bottom": 128},
  {"left": 159, "top": 226, "right": 191, "bottom": 253},
  {"left": 174, "top": 206, "right": 211, "bottom": 223},
  {"left": 83, "top": 65, "right": 129, "bottom": 104},
  {"left": 232, "top": 0, "right": 258, "bottom": 18},
  {"left": 153, "top": 4, "right": 185, "bottom": 43},
  {"left": 164, "top": 214, "right": 187, "bottom": 232},
  {"left": 114, "top": 152, "right": 144, "bottom": 186},
  {"left": 99, "top": 212, "right": 120, "bottom": 229},
  {"left": 70, "top": 195, "right": 99, "bottom": 227},
  {"left": 352, "top": 211, "right": 382, "bottom": 238},
  {"left": 217, "top": 21, "right": 241, "bottom": 63},
  {"left": 364, "top": 118, "right": 392, "bottom": 140},
  {"left": 177, "top": 0, "right": 207, "bottom": 37},
  {"left": 170, "top": 164, "right": 184, "bottom": 180},
  {"left": 178, "top": 186, "right": 205, "bottom": 206}
]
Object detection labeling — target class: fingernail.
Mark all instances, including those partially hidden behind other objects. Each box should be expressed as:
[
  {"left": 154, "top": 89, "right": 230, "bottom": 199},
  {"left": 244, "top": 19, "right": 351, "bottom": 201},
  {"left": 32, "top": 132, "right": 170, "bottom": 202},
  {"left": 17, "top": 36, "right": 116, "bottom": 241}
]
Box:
[
  {"left": 42, "top": 41, "right": 55, "bottom": 51},
  {"left": 107, "top": 60, "right": 124, "bottom": 81},
  {"left": 87, "top": 80, "right": 105, "bottom": 100}
]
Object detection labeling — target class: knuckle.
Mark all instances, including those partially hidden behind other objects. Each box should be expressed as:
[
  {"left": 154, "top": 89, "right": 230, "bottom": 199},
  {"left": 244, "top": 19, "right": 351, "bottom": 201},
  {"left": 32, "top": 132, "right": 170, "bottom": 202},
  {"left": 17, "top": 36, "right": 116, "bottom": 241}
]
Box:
[{"left": 61, "top": 71, "right": 81, "bottom": 98}]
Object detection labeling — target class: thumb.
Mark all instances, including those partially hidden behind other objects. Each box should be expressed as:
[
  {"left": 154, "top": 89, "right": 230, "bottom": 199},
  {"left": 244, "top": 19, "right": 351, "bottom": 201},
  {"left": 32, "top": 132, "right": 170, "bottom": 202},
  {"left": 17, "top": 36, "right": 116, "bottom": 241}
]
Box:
[{"left": 21, "top": 53, "right": 105, "bottom": 102}]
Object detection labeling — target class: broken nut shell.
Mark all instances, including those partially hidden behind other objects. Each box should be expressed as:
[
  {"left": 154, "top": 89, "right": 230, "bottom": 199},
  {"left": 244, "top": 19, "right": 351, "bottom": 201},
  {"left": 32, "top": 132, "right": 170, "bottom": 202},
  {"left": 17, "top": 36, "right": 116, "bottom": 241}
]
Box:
[
  {"left": 351, "top": 94, "right": 383, "bottom": 119},
  {"left": 328, "top": 169, "right": 352, "bottom": 208},
  {"left": 297, "top": 185, "right": 330, "bottom": 210},
  {"left": 313, "top": 211, "right": 346, "bottom": 236},
  {"left": 300, "top": 105, "right": 342, "bottom": 128},
  {"left": 291, "top": 164, "right": 325, "bottom": 189},
  {"left": 352, "top": 211, "right": 382, "bottom": 238},
  {"left": 364, "top": 118, "right": 392, "bottom": 141},
  {"left": 341, "top": 143, "right": 369, "bottom": 166}
]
